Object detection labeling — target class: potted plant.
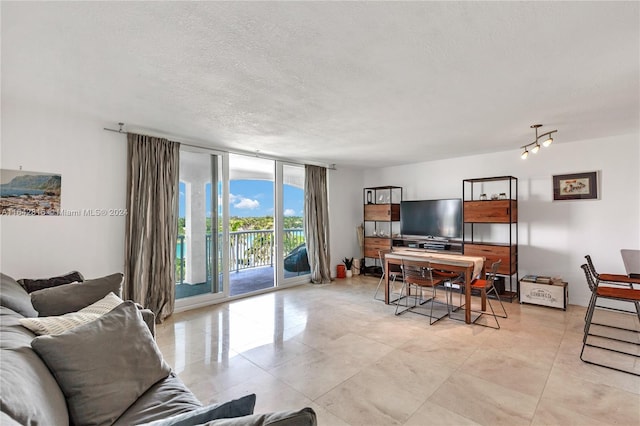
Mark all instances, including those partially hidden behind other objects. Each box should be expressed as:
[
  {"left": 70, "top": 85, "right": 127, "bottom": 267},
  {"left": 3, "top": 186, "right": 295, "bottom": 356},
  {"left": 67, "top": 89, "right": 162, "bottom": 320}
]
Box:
[{"left": 343, "top": 257, "right": 354, "bottom": 278}]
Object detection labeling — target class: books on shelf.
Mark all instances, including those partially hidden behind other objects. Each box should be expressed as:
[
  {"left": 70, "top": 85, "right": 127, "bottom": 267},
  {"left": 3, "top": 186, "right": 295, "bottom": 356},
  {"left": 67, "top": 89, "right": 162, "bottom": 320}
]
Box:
[{"left": 521, "top": 275, "right": 564, "bottom": 285}]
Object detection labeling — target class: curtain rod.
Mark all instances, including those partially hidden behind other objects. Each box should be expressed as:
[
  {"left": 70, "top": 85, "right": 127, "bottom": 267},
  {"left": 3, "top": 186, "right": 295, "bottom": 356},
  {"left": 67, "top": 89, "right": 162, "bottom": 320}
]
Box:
[{"left": 103, "top": 123, "right": 337, "bottom": 170}]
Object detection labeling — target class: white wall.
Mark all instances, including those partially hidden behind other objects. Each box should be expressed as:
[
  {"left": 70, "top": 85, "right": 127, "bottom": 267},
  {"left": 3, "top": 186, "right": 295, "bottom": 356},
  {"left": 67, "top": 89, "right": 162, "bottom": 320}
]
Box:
[
  {"left": 1, "top": 102, "right": 128, "bottom": 279},
  {"left": 327, "top": 167, "right": 364, "bottom": 277},
  {"left": 362, "top": 133, "right": 640, "bottom": 306}
]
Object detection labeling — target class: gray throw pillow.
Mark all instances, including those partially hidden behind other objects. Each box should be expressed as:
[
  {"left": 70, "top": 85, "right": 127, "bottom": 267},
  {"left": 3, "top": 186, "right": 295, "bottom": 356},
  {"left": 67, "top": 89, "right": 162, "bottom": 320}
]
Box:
[
  {"left": 0, "top": 273, "right": 38, "bottom": 317},
  {"left": 18, "top": 270, "right": 84, "bottom": 293},
  {"left": 30, "top": 272, "right": 123, "bottom": 316},
  {"left": 143, "top": 394, "right": 256, "bottom": 426},
  {"left": 31, "top": 301, "right": 171, "bottom": 426},
  {"left": 200, "top": 407, "right": 317, "bottom": 426}
]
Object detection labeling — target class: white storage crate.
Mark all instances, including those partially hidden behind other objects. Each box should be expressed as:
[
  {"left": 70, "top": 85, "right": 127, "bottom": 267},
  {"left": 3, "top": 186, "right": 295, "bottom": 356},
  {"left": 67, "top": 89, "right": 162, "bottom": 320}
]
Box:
[{"left": 519, "top": 280, "right": 568, "bottom": 310}]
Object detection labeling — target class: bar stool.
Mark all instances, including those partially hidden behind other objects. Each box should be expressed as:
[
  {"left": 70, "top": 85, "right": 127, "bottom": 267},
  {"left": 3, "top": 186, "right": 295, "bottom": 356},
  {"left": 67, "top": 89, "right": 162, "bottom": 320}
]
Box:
[
  {"left": 584, "top": 255, "right": 640, "bottom": 324},
  {"left": 580, "top": 264, "right": 640, "bottom": 376}
]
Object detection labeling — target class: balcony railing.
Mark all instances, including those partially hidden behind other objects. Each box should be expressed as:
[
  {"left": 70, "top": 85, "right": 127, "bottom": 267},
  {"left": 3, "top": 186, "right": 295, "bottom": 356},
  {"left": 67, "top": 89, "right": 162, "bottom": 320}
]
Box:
[{"left": 176, "top": 228, "right": 305, "bottom": 284}]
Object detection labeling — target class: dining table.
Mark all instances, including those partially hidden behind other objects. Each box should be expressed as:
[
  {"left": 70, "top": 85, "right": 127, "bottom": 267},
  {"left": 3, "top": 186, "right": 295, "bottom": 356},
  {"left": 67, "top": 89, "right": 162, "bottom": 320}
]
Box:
[{"left": 384, "top": 248, "right": 486, "bottom": 324}]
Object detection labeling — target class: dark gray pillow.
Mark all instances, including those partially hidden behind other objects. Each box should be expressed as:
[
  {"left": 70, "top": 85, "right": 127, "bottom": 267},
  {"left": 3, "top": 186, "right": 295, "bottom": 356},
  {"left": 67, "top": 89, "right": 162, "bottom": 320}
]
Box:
[
  {"left": 30, "top": 272, "right": 123, "bottom": 316},
  {"left": 31, "top": 301, "right": 171, "bottom": 426},
  {"left": 143, "top": 394, "right": 256, "bottom": 426},
  {"left": 0, "top": 273, "right": 38, "bottom": 317},
  {"left": 200, "top": 407, "right": 317, "bottom": 426},
  {"left": 18, "top": 270, "right": 84, "bottom": 293}
]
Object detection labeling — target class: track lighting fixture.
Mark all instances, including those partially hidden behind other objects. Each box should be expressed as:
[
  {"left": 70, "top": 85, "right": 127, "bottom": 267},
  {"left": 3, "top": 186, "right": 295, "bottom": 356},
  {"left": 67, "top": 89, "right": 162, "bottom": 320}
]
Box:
[{"left": 520, "top": 124, "right": 557, "bottom": 159}]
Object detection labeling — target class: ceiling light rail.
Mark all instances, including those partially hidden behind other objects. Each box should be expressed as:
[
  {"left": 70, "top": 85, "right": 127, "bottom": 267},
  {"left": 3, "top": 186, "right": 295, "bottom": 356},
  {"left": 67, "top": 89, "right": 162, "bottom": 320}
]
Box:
[
  {"left": 520, "top": 124, "right": 557, "bottom": 159},
  {"left": 103, "top": 122, "right": 336, "bottom": 170}
]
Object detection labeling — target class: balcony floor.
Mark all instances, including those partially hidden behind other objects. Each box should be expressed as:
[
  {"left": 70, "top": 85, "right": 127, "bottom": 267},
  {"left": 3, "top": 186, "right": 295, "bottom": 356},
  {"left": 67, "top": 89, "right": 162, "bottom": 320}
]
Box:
[{"left": 176, "top": 266, "right": 309, "bottom": 299}]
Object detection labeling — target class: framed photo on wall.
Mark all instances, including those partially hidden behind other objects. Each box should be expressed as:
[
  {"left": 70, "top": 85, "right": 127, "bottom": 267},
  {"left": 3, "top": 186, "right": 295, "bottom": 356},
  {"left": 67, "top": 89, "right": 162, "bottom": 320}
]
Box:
[
  {"left": 552, "top": 171, "right": 598, "bottom": 201},
  {"left": 0, "top": 169, "right": 62, "bottom": 215}
]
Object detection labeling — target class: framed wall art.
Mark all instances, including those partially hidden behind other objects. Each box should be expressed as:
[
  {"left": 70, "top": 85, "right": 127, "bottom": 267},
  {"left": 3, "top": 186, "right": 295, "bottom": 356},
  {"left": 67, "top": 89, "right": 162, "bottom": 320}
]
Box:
[
  {"left": 0, "top": 169, "right": 62, "bottom": 215},
  {"left": 552, "top": 171, "right": 598, "bottom": 201}
]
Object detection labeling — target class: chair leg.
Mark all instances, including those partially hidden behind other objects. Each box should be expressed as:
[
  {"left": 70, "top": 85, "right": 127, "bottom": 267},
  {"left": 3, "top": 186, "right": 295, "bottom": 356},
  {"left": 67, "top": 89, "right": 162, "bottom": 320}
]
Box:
[
  {"left": 373, "top": 271, "right": 386, "bottom": 300},
  {"left": 487, "top": 284, "right": 508, "bottom": 318},
  {"left": 580, "top": 294, "right": 640, "bottom": 377},
  {"left": 395, "top": 282, "right": 415, "bottom": 316},
  {"left": 429, "top": 286, "right": 436, "bottom": 325},
  {"left": 484, "top": 293, "right": 500, "bottom": 329}
]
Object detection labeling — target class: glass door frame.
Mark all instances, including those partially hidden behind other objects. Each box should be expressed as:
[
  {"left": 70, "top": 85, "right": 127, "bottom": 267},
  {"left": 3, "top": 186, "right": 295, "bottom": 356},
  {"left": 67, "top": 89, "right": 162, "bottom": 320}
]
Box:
[
  {"left": 175, "top": 154, "right": 308, "bottom": 312},
  {"left": 276, "top": 160, "right": 310, "bottom": 287},
  {"left": 175, "top": 147, "right": 230, "bottom": 311}
]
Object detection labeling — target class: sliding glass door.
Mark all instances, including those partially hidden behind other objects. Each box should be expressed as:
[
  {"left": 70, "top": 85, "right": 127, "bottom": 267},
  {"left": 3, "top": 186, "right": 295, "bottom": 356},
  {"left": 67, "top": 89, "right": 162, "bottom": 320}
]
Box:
[
  {"left": 176, "top": 148, "right": 224, "bottom": 301},
  {"left": 279, "top": 164, "right": 309, "bottom": 283},
  {"left": 175, "top": 149, "right": 309, "bottom": 306},
  {"left": 228, "top": 154, "right": 275, "bottom": 296}
]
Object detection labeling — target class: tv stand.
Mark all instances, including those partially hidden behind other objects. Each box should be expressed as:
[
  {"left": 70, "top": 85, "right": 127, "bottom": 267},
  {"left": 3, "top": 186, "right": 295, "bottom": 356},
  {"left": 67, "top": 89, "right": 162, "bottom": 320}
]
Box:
[{"left": 392, "top": 236, "right": 462, "bottom": 253}]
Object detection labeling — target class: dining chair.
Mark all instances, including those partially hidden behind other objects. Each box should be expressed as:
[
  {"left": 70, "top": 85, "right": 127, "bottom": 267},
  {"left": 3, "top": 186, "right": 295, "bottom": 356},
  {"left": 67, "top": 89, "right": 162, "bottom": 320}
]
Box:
[
  {"left": 395, "top": 259, "right": 447, "bottom": 325},
  {"left": 462, "top": 259, "right": 507, "bottom": 329},
  {"left": 580, "top": 264, "right": 640, "bottom": 376},
  {"left": 432, "top": 269, "right": 465, "bottom": 317},
  {"left": 373, "top": 249, "right": 402, "bottom": 303}
]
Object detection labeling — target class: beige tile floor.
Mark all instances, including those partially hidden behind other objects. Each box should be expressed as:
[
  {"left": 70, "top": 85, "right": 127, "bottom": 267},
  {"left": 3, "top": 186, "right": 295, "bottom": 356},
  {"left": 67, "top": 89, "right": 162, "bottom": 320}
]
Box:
[{"left": 156, "top": 275, "right": 640, "bottom": 426}]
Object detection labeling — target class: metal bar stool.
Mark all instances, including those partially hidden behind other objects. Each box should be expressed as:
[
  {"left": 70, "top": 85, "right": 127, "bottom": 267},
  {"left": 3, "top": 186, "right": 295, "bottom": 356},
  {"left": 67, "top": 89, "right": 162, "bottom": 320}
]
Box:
[{"left": 580, "top": 264, "right": 640, "bottom": 376}]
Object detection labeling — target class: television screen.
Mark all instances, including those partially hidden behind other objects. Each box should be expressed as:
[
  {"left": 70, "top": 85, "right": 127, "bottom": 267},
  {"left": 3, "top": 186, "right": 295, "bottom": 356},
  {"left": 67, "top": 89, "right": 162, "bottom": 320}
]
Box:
[{"left": 400, "top": 199, "right": 462, "bottom": 239}]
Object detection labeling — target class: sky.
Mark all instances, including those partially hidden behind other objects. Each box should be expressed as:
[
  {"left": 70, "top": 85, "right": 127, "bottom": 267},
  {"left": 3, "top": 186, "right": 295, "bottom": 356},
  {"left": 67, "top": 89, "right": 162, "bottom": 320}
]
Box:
[{"left": 179, "top": 180, "right": 304, "bottom": 218}]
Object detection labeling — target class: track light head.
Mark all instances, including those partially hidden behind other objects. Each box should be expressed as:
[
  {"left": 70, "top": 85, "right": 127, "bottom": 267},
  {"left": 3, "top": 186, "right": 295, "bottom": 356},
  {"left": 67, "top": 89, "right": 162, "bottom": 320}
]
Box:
[
  {"left": 543, "top": 136, "right": 553, "bottom": 147},
  {"left": 521, "top": 149, "right": 529, "bottom": 160},
  {"left": 531, "top": 143, "right": 540, "bottom": 154}
]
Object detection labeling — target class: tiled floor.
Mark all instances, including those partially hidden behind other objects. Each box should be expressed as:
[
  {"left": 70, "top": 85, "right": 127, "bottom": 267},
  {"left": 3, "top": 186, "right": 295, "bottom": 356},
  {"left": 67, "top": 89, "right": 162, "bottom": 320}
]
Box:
[{"left": 156, "top": 275, "right": 640, "bottom": 426}]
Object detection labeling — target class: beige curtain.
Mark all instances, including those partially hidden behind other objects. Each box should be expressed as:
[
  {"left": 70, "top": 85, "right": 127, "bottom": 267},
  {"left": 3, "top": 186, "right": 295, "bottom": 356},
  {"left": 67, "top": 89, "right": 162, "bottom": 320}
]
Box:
[
  {"left": 304, "top": 165, "right": 332, "bottom": 283},
  {"left": 124, "top": 133, "right": 180, "bottom": 322}
]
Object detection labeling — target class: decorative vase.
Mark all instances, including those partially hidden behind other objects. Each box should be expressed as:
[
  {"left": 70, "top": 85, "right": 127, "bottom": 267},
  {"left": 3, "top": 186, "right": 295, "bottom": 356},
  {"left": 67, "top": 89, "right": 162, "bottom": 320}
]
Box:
[
  {"left": 352, "top": 259, "right": 361, "bottom": 275},
  {"left": 346, "top": 270, "right": 353, "bottom": 278},
  {"left": 336, "top": 264, "right": 346, "bottom": 278},
  {"left": 366, "top": 190, "right": 373, "bottom": 204}
]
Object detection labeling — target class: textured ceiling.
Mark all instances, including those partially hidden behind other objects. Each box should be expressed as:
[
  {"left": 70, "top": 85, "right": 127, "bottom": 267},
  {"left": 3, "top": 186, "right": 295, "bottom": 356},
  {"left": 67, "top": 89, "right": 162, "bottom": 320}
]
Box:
[{"left": 2, "top": 2, "right": 638, "bottom": 168}]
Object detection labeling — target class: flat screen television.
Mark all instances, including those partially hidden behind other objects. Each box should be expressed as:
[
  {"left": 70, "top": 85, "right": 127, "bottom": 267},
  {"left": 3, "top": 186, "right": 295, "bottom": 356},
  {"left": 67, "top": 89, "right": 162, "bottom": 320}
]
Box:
[{"left": 400, "top": 199, "right": 462, "bottom": 239}]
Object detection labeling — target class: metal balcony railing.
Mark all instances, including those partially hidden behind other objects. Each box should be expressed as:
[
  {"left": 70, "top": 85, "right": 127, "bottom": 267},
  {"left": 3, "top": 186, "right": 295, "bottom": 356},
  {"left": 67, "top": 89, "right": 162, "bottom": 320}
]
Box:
[{"left": 176, "top": 228, "right": 305, "bottom": 284}]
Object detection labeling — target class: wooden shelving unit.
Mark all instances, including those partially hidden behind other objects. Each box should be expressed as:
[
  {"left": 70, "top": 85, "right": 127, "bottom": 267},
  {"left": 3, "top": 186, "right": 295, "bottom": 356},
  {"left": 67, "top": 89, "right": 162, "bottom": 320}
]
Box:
[
  {"left": 462, "top": 176, "right": 519, "bottom": 300},
  {"left": 362, "top": 186, "right": 402, "bottom": 276}
]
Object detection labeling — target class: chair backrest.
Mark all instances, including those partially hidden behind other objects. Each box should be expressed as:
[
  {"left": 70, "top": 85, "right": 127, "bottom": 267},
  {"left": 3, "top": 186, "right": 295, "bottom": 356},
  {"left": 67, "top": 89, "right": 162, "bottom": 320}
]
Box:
[
  {"left": 581, "top": 263, "right": 598, "bottom": 292},
  {"left": 401, "top": 259, "right": 436, "bottom": 287},
  {"left": 584, "top": 255, "right": 600, "bottom": 279},
  {"left": 487, "top": 259, "right": 502, "bottom": 283},
  {"left": 621, "top": 249, "right": 640, "bottom": 277},
  {"left": 378, "top": 249, "right": 391, "bottom": 274},
  {"left": 379, "top": 248, "right": 402, "bottom": 275}
]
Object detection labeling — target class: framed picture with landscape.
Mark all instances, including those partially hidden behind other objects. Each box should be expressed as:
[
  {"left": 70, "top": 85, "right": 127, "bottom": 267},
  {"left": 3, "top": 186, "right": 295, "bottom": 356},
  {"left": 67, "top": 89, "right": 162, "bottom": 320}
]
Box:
[
  {"left": 552, "top": 171, "right": 598, "bottom": 201},
  {"left": 0, "top": 169, "right": 62, "bottom": 215}
]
